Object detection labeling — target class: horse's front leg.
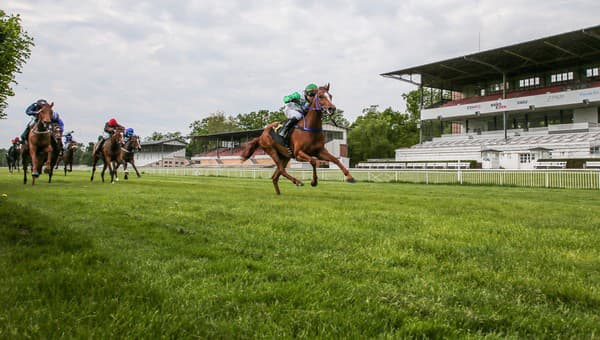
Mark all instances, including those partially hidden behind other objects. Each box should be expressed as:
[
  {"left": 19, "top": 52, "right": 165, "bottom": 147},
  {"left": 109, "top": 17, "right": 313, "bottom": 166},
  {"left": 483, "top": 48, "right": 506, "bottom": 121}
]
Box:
[
  {"left": 101, "top": 155, "right": 110, "bottom": 183},
  {"left": 43, "top": 146, "right": 52, "bottom": 174},
  {"left": 112, "top": 160, "right": 121, "bottom": 183},
  {"left": 317, "top": 149, "right": 355, "bottom": 183},
  {"left": 132, "top": 162, "right": 141, "bottom": 178},
  {"left": 295, "top": 150, "right": 319, "bottom": 187},
  {"left": 123, "top": 161, "right": 129, "bottom": 180}
]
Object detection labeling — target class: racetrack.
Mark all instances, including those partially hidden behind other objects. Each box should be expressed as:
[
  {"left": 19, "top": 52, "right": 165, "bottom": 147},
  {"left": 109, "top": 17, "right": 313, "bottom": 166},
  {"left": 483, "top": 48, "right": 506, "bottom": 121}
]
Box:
[{"left": 1, "top": 171, "right": 599, "bottom": 338}]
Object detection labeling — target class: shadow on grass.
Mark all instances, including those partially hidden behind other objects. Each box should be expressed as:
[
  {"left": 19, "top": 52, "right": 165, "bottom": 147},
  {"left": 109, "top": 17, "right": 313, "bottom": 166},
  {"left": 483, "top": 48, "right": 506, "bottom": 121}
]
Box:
[{"left": 0, "top": 200, "right": 168, "bottom": 338}]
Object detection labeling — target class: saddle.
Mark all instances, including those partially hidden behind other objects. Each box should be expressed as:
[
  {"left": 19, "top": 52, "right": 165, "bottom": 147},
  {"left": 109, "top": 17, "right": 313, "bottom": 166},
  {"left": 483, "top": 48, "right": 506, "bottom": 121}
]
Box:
[{"left": 269, "top": 121, "right": 294, "bottom": 156}]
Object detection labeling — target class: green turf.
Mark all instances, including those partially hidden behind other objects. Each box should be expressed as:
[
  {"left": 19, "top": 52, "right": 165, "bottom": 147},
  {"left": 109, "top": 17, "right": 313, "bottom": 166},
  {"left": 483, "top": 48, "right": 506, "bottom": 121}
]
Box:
[{"left": 1, "top": 170, "right": 599, "bottom": 338}]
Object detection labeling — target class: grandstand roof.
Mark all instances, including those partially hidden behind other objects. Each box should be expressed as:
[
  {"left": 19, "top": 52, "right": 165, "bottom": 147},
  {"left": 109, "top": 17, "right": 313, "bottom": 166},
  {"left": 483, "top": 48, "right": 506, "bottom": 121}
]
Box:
[
  {"left": 141, "top": 138, "right": 187, "bottom": 146},
  {"left": 382, "top": 25, "right": 600, "bottom": 91}
]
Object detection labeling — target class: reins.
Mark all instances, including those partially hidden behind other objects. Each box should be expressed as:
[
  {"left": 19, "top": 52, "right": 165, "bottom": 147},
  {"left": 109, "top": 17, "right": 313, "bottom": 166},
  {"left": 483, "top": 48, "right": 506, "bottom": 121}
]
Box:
[{"left": 300, "top": 88, "right": 334, "bottom": 133}]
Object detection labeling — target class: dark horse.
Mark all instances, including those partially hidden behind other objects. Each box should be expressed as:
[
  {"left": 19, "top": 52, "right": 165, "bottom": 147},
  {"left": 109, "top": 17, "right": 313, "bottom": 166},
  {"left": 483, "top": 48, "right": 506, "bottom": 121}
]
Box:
[
  {"left": 121, "top": 134, "right": 142, "bottom": 180},
  {"left": 7, "top": 143, "right": 20, "bottom": 173},
  {"left": 61, "top": 141, "right": 78, "bottom": 175},
  {"left": 241, "top": 84, "right": 355, "bottom": 194},
  {"left": 49, "top": 125, "right": 63, "bottom": 172},
  {"left": 21, "top": 102, "right": 54, "bottom": 185},
  {"left": 91, "top": 128, "right": 124, "bottom": 183}
]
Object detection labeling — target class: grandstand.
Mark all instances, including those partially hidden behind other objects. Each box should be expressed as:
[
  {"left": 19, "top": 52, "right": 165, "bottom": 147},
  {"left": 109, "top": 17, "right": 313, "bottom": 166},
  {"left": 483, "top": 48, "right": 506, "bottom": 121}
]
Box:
[
  {"left": 190, "top": 124, "right": 350, "bottom": 168},
  {"left": 378, "top": 25, "right": 600, "bottom": 169},
  {"left": 135, "top": 139, "right": 188, "bottom": 167}
]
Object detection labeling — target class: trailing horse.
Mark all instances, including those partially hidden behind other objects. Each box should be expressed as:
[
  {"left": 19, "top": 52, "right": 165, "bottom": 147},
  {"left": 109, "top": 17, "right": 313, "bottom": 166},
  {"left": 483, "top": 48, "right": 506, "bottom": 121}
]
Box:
[
  {"left": 91, "top": 128, "right": 124, "bottom": 183},
  {"left": 241, "top": 84, "right": 355, "bottom": 194},
  {"left": 61, "top": 141, "right": 78, "bottom": 175},
  {"left": 121, "top": 134, "right": 142, "bottom": 180},
  {"left": 7, "top": 144, "right": 20, "bottom": 173},
  {"left": 21, "top": 102, "right": 55, "bottom": 185}
]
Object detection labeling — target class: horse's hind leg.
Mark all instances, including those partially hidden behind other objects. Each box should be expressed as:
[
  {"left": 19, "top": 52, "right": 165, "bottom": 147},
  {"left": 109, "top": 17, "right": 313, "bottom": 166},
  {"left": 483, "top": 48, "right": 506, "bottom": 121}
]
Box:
[
  {"left": 90, "top": 156, "right": 98, "bottom": 181},
  {"left": 264, "top": 148, "right": 302, "bottom": 188}
]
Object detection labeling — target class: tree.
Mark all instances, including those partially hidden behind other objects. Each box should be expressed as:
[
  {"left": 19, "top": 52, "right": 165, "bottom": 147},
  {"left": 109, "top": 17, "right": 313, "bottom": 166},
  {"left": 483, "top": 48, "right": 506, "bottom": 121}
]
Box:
[
  {"left": 347, "top": 105, "right": 418, "bottom": 166},
  {"left": 326, "top": 108, "right": 351, "bottom": 128},
  {"left": 189, "top": 111, "right": 240, "bottom": 136},
  {"left": 144, "top": 131, "right": 184, "bottom": 142},
  {"left": 0, "top": 10, "right": 34, "bottom": 119},
  {"left": 234, "top": 109, "right": 285, "bottom": 130}
]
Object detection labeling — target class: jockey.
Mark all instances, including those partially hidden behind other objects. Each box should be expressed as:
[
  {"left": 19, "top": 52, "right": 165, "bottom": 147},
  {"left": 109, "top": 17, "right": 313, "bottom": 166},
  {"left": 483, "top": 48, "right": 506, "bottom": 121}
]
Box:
[
  {"left": 64, "top": 131, "right": 75, "bottom": 144},
  {"left": 124, "top": 128, "right": 135, "bottom": 143},
  {"left": 278, "top": 83, "right": 318, "bottom": 139},
  {"left": 52, "top": 111, "right": 65, "bottom": 133},
  {"left": 96, "top": 118, "right": 124, "bottom": 154},
  {"left": 20, "top": 99, "right": 48, "bottom": 142}
]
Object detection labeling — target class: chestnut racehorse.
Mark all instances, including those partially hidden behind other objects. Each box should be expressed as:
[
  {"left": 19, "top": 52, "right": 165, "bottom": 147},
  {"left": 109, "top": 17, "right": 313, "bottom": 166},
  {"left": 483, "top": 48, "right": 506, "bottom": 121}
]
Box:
[
  {"left": 91, "top": 128, "right": 124, "bottom": 183},
  {"left": 241, "top": 84, "right": 355, "bottom": 194},
  {"left": 21, "top": 102, "right": 54, "bottom": 185},
  {"left": 121, "top": 134, "right": 142, "bottom": 180}
]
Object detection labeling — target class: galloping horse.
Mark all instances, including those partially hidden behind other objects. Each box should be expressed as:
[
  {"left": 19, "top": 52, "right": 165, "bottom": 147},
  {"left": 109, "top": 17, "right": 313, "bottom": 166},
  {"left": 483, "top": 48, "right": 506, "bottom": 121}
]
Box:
[
  {"left": 121, "top": 134, "right": 142, "bottom": 180},
  {"left": 49, "top": 125, "right": 63, "bottom": 172},
  {"left": 61, "top": 141, "right": 78, "bottom": 175},
  {"left": 21, "top": 102, "right": 54, "bottom": 185},
  {"left": 7, "top": 143, "right": 20, "bottom": 173},
  {"left": 241, "top": 84, "right": 355, "bottom": 194},
  {"left": 91, "top": 128, "right": 124, "bottom": 183}
]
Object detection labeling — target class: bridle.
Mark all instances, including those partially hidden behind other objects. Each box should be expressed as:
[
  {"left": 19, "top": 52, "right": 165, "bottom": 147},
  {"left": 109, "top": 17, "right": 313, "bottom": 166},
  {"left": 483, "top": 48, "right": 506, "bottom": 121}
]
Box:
[
  {"left": 121, "top": 136, "right": 141, "bottom": 154},
  {"left": 32, "top": 108, "right": 52, "bottom": 135},
  {"left": 301, "top": 87, "right": 335, "bottom": 133}
]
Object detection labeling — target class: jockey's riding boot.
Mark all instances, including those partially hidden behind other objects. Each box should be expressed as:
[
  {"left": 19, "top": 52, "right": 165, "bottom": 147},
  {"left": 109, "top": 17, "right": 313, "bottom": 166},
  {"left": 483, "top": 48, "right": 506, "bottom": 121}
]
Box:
[
  {"left": 96, "top": 139, "right": 105, "bottom": 155},
  {"left": 21, "top": 126, "right": 30, "bottom": 142},
  {"left": 278, "top": 118, "right": 299, "bottom": 140}
]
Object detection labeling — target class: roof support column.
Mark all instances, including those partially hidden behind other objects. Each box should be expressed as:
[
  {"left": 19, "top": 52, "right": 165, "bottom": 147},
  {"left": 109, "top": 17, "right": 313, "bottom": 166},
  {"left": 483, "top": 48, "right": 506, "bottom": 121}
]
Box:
[
  {"left": 419, "top": 85, "right": 424, "bottom": 144},
  {"left": 502, "top": 72, "right": 507, "bottom": 141}
]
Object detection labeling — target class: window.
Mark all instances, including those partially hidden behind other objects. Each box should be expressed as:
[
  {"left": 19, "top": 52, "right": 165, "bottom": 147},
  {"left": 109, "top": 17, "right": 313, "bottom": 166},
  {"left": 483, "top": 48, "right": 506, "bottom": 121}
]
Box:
[
  {"left": 550, "top": 71, "right": 574, "bottom": 83},
  {"left": 519, "top": 77, "right": 540, "bottom": 88},
  {"left": 586, "top": 67, "right": 599, "bottom": 77},
  {"left": 519, "top": 153, "right": 534, "bottom": 163},
  {"left": 591, "top": 146, "right": 600, "bottom": 155},
  {"left": 489, "top": 82, "right": 509, "bottom": 93}
]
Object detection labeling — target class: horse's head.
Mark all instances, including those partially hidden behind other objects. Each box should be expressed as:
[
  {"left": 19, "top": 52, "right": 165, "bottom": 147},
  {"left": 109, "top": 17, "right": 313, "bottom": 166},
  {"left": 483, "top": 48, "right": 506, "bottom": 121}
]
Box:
[
  {"left": 113, "top": 129, "right": 125, "bottom": 145},
  {"left": 130, "top": 135, "right": 141, "bottom": 152},
  {"left": 310, "top": 84, "right": 336, "bottom": 115},
  {"left": 37, "top": 102, "right": 54, "bottom": 130}
]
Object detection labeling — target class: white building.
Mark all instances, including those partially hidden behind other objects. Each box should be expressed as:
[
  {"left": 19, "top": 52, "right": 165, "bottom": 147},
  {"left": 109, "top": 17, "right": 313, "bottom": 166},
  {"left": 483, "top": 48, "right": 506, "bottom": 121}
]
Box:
[
  {"left": 135, "top": 139, "right": 188, "bottom": 167},
  {"left": 381, "top": 25, "right": 600, "bottom": 169}
]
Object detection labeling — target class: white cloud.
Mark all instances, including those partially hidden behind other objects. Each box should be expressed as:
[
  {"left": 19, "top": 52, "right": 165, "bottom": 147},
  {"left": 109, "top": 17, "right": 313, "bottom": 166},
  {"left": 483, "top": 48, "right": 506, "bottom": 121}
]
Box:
[{"left": 2, "top": 0, "right": 599, "bottom": 147}]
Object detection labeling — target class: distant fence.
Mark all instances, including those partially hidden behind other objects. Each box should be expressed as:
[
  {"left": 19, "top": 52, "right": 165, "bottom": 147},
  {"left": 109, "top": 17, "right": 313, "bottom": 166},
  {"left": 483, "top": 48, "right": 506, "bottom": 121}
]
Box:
[{"left": 140, "top": 167, "right": 600, "bottom": 190}]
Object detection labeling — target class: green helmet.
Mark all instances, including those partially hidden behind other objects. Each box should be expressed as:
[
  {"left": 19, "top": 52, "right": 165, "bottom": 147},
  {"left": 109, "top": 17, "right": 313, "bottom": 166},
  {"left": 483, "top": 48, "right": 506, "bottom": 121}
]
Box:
[{"left": 305, "top": 83, "right": 318, "bottom": 93}]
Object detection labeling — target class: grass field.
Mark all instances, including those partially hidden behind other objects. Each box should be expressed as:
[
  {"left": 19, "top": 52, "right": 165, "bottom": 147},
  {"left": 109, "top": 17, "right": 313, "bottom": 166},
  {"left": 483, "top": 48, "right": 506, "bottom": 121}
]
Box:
[{"left": 1, "top": 170, "right": 599, "bottom": 338}]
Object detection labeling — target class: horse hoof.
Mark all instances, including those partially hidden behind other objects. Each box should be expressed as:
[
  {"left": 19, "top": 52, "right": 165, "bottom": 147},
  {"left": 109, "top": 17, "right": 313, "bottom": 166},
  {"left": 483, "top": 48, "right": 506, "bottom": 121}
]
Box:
[
  {"left": 296, "top": 182, "right": 304, "bottom": 187},
  {"left": 346, "top": 178, "right": 356, "bottom": 183}
]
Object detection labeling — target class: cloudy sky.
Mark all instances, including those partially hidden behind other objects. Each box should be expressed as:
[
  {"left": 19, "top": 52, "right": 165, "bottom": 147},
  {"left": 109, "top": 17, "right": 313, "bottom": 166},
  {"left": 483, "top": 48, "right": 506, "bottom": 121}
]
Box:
[{"left": 2, "top": 0, "right": 599, "bottom": 147}]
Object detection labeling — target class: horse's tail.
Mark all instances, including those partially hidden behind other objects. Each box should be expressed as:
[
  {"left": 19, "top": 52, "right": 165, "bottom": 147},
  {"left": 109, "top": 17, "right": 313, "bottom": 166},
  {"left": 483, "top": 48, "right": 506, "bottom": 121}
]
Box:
[{"left": 241, "top": 137, "right": 260, "bottom": 161}]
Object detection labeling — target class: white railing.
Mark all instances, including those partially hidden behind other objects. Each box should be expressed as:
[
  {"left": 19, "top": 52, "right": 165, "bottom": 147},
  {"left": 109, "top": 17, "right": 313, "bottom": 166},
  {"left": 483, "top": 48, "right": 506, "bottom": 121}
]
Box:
[{"left": 139, "top": 167, "right": 600, "bottom": 190}]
